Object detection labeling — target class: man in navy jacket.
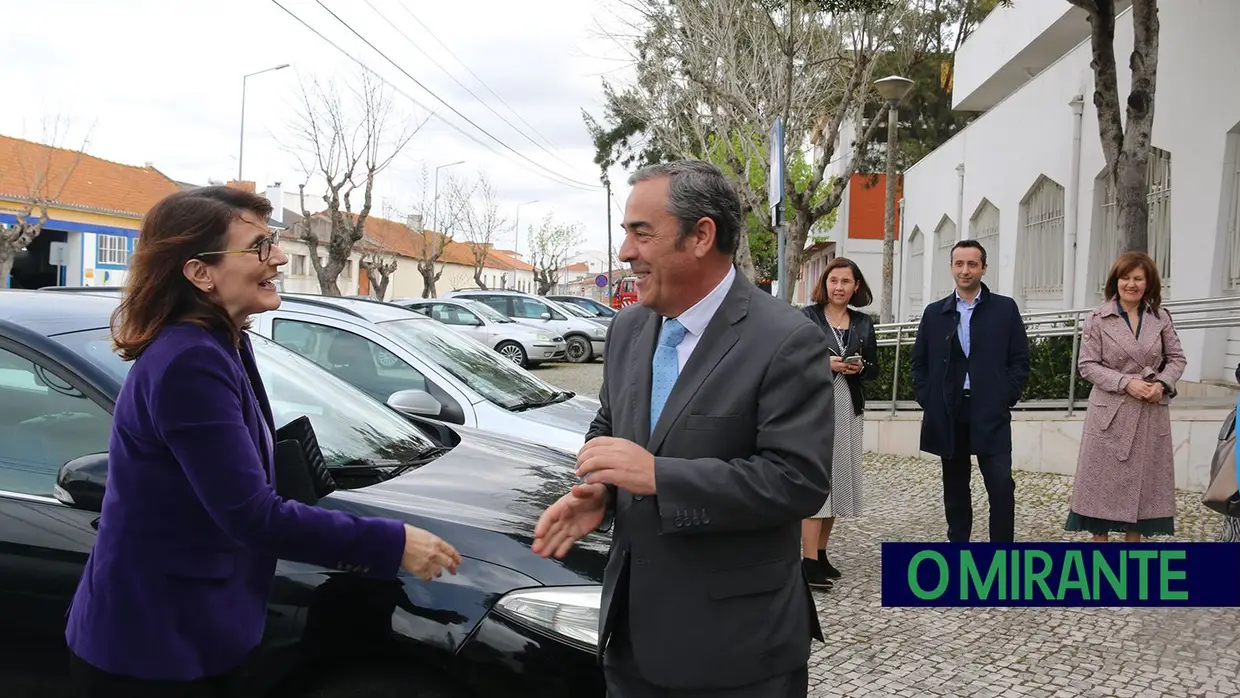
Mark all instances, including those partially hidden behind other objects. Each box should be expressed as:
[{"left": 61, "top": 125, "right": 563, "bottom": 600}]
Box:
[{"left": 911, "top": 240, "right": 1029, "bottom": 542}]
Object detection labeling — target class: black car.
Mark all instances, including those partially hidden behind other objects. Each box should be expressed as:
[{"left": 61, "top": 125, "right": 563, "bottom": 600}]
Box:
[{"left": 0, "top": 289, "right": 607, "bottom": 697}]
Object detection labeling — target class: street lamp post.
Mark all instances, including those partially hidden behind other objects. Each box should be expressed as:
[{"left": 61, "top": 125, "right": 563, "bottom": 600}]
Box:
[
  {"left": 514, "top": 199, "right": 538, "bottom": 258},
  {"left": 431, "top": 160, "right": 466, "bottom": 274},
  {"left": 238, "top": 63, "right": 290, "bottom": 182},
  {"left": 874, "top": 74, "right": 914, "bottom": 324}
]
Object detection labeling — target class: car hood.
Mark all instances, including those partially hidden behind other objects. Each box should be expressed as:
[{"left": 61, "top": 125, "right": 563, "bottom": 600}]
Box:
[
  {"left": 523, "top": 395, "right": 597, "bottom": 435},
  {"left": 340, "top": 424, "right": 610, "bottom": 585}
]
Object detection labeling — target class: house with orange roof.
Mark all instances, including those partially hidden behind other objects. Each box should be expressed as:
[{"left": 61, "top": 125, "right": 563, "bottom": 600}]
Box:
[
  {"left": 272, "top": 202, "right": 541, "bottom": 300},
  {"left": 1, "top": 133, "right": 182, "bottom": 288}
]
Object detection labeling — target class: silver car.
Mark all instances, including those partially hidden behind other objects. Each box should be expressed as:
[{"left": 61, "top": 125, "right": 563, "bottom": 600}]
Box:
[
  {"left": 250, "top": 295, "right": 597, "bottom": 454},
  {"left": 546, "top": 295, "right": 617, "bottom": 327},
  {"left": 445, "top": 289, "right": 607, "bottom": 363},
  {"left": 392, "top": 297, "right": 566, "bottom": 367}
]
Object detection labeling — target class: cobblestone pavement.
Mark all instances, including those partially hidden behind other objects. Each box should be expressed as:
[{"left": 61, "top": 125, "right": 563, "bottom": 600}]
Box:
[{"left": 538, "top": 362, "right": 1240, "bottom": 697}]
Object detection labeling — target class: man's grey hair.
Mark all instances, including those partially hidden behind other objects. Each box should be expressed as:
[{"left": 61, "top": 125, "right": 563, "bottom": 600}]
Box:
[{"left": 628, "top": 160, "right": 743, "bottom": 255}]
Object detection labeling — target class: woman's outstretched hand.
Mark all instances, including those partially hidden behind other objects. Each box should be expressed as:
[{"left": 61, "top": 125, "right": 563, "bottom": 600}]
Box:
[{"left": 400, "top": 524, "right": 462, "bottom": 581}]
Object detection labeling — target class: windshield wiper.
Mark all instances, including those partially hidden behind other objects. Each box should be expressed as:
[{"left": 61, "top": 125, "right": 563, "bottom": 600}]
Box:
[
  {"left": 334, "top": 457, "right": 402, "bottom": 470},
  {"left": 388, "top": 447, "right": 453, "bottom": 477},
  {"left": 510, "top": 390, "right": 575, "bottom": 412}
]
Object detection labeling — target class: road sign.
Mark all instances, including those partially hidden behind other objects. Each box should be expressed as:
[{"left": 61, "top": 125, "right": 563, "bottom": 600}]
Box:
[
  {"left": 595, "top": 274, "right": 608, "bottom": 288},
  {"left": 769, "top": 117, "right": 784, "bottom": 227}
]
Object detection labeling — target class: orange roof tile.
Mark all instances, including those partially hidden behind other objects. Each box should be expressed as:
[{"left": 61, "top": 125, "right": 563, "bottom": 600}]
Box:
[
  {"left": 307, "top": 212, "right": 530, "bottom": 272},
  {"left": 0, "top": 133, "right": 182, "bottom": 219}
]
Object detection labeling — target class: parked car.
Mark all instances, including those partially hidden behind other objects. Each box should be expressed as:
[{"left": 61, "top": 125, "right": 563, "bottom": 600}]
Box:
[
  {"left": 251, "top": 294, "right": 598, "bottom": 455},
  {"left": 546, "top": 295, "right": 617, "bottom": 326},
  {"left": 38, "top": 289, "right": 598, "bottom": 455},
  {"left": 0, "top": 289, "right": 606, "bottom": 697},
  {"left": 391, "top": 297, "right": 567, "bottom": 366},
  {"left": 443, "top": 290, "right": 606, "bottom": 363},
  {"left": 555, "top": 300, "right": 609, "bottom": 327}
]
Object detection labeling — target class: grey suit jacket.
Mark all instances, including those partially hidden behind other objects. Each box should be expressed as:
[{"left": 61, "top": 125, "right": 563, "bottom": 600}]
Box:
[{"left": 590, "top": 270, "right": 835, "bottom": 690}]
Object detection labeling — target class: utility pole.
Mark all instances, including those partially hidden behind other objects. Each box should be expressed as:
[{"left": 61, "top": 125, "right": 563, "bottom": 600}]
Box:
[{"left": 605, "top": 177, "right": 613, "bottom": 302}]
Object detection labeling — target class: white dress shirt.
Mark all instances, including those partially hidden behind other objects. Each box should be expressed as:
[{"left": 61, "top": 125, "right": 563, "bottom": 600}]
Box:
[{"left": 663, "top": 265, "right": 736, "bottom": 371}]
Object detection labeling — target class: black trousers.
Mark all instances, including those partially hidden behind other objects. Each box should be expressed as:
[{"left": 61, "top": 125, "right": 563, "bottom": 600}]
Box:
[
  {"left": 603, "top": 611, "right": 809, "bottom": 698},
  {"left": 941, "top": 392, "right": 1016, "bottom": 542},
  {"left": 69, "top": 651, "right": 253, "bottom": 698}
]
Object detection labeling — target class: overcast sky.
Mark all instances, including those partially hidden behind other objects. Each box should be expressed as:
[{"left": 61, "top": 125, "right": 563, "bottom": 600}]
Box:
[{"left": 1, "top": 0, "right": 643, "bottom": 260}]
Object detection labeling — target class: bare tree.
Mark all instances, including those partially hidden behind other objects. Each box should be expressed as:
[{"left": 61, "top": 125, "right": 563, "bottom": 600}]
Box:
[
  {"left": 1, "top": 116, "right": 91, "bottom": 287},
  {"left": 588, "top": 0, "right": 902, "bottom": 298},
  {"left": 453, "top": 172, "right": 509, "bottom": 289},
  {"left": 527, "top": 212, "right": 584, "bottom": 295},
  {"left": 288, "top": 71, "right": 423, "bottom": 295},
  {"left": 358, "top": 247, "right": 399, "bottom": 300},
  {"left": 1068, "top": 0, "right": 1159, "bottom": 254},
  {"left": 410, "top": 165, "right": 468, "bottom": 297}
]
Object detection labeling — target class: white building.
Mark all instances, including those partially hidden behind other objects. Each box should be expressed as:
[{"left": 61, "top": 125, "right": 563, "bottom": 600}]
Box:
[{"left": 899, "top": 0, "right": 1240, "bottom": 384}]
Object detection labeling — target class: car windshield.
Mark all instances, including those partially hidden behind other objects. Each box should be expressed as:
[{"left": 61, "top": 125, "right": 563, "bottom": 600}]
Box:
[
  {"left": 51, "top": 328, "right": 439, "bottom": 469},
  {"left": 558, "top": 302, "right": 592, "bottom": 319},
  {"left": 460, "top": 299, "right": 514, "bottom": 323},
  {"left": 376, "top": 318, "right": 565, "bottom": 410}
]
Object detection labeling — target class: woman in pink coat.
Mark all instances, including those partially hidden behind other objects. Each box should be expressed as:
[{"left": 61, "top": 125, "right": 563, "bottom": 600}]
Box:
[{"left": 1066, "top": 252, "right": 1186, "bottom": 541}]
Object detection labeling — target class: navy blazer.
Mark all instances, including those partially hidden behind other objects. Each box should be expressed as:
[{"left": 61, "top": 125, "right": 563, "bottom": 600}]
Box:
[
  {"left": 65, "top": 324, "right": 406, "bottom": 681},
  {"left": 910, "top": 283, "right": 1030, "bottom": 458}
]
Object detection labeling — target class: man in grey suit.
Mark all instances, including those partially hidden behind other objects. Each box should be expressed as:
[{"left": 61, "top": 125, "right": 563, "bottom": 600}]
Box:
[{"left": 532, "top": 160, "right": 835, "bottom": 697}]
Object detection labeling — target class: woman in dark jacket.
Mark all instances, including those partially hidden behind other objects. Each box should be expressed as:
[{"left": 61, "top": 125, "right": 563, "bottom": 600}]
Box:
[
  {"left": 798, "top": 257, "right": 879, "bottom": 589},
  {"left": 65, "top": 186, "right": 462, "bottom": 696}
]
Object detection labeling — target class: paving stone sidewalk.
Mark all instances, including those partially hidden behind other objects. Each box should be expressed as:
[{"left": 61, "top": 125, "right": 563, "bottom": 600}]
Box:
[{"left": 809, "top": 454, "right": 1240, "bottom": 698}]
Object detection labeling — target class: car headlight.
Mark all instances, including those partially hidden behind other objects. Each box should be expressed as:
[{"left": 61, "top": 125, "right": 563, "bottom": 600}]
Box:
[
  {"left": 493, "top": 585, "right": 601, "bottom": 649},
  {"left": 535, "top": 333, "right": 552, "bottom": 341},
  {"left": 591, "top": 327, "right": 605, "bottom": 337}
]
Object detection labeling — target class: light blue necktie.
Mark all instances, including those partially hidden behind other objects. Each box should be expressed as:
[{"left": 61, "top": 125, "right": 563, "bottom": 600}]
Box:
[{"left": 650, "top": 318, "right": 688, "bottom": 432}]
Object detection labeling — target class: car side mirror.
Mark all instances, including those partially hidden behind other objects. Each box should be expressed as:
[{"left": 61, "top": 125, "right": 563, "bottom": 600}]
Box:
[
  {"left": 469, "top": 317, "right": 483, "bottom": 326},
  {"left": 539, "top": 312, "right": 551, "bottom": 320},
  {"left": 387, "top": 389, "right": 443, "bottom": 417},
  {"left": 55, "top": 452, "right": 109, "bottom": 512}
]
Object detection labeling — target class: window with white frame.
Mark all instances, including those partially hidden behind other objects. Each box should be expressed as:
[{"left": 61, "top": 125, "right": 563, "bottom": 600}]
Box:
[
  {"left": 1090, "top": 147, "right": 1172, "bottom": 296},
  {"left": 932, "top": 216, "right": 957, "bottom": 299},
  {"left": 906, "top": 227, "right": 924, "bottom": 317},
  {"left": 291, "top": 255, "right": 307, "bottom": 276},
  {"left": 1018, "top": 176, "right": 1066, "bottom": 298},
  {"left": 96, "top": 234, "right": 130, "bottom": 266},
  {"left": 970, "top": 200, "right": 1000, "bottom": 266}
]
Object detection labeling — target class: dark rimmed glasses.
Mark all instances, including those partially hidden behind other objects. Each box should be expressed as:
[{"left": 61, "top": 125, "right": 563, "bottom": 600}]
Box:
[{"left": 195, "top": 233, "right": 280, "bottom": 263}]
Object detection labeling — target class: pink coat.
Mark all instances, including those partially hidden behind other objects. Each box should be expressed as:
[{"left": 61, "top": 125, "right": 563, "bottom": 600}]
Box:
[{"left": 1070, "top": 301, "right": 1187, "bottom": 522}]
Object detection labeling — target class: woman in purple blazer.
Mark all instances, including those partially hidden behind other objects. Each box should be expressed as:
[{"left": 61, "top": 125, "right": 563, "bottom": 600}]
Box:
[{"left": 64, "top": 186, "right": 462, "bottom": 696}]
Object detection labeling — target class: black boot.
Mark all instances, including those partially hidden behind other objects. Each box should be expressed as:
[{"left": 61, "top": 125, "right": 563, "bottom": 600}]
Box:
[
  {"left": 819, "top": 554, "right": 841, "bottom": 579},
  {"left": 802, "top": 558, "right": 832, "bottom": 590}
]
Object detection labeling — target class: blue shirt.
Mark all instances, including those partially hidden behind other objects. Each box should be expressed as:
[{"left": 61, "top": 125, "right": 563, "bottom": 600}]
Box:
[{"left": 955, "top": 290, "right": 982, "bottom": 390}]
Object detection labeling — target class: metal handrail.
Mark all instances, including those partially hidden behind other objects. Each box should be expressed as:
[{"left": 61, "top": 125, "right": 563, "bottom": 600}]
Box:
[{"left": 867, "top": 294, "right": 1240, "bottom": 416}]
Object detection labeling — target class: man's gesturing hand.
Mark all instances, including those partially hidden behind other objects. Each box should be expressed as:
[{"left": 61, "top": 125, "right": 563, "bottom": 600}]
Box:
[
  {"left": 532, "top": 482, "right": 610, "bottom": 559},
  {"left": 575, "top": 436, "right": 657, "bottom": 495},
  {"left": 401, "top": 524, "right": 463, "bottom": 581}
]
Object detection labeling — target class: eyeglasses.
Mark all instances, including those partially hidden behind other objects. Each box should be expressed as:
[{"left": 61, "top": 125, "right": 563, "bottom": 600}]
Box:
[{"left": 196, "top": 234, "right": 279, "bottom": 263}]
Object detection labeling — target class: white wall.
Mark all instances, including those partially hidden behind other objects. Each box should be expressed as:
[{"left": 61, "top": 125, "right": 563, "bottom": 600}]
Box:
[{"left": 902, "top": 0, "right": 1240, "bottom": 381}]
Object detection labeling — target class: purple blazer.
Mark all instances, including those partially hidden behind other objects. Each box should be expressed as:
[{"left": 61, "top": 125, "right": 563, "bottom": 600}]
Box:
[{"left": 65, "top": 324, "right": 406, "bottom": 681}]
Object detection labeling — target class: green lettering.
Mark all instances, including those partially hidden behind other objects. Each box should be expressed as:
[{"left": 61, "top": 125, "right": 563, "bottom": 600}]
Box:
[
  {"left": 1158, "top": 550, "right": 1188, "bottom": 601},
  {"left": 961, "top": 551, "right": 1006, "bottom": 600},
  {"left": 1010, "top": 548, "right": 1020, "bottom": 599},
  {"left": 908, "top": 551, "right": 949, "bottom": 600},
  {"left": 1129, "top": 550, "right": 1158, "bottom": 600},
  {"left": 1022, "top": 550, "right": 1055, "bottom": 600},
  {"left": 1058, "top": 550, "right": 1091, "bottom": 600},
  {"left": 1092, "top": 549, "right": 1126, "bottom": 599}
]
